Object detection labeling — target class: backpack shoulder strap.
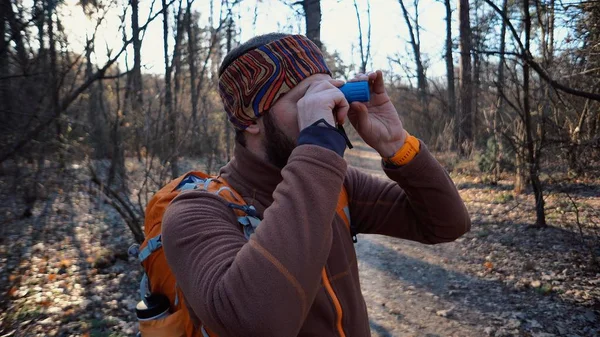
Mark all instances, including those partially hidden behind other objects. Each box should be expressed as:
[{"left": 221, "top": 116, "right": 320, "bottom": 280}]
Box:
[
  {"left": 204, "top": 177, "right": 353, "bottom": 242},
  {"left": 199, "top": 176, "right": 261, "bottom": 240}
]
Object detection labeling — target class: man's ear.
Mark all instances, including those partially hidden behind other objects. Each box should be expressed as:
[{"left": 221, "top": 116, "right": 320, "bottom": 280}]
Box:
[{"left": 246, "top": 122, "right": 260, "bottom": 135}]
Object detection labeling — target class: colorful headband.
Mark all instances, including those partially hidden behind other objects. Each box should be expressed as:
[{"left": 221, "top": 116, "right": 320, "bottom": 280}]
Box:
[{"left": 218, "top": 35, "right": 331, "bottom": 130}]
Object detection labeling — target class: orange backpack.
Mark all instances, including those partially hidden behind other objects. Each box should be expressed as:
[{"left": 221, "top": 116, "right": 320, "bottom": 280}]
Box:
[{"left": 129, "top": 171, "right": 353, "bottom": 337}]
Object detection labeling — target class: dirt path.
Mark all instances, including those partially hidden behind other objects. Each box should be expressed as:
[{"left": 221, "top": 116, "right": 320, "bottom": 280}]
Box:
[{"left": 357, "top": 235, "right": 598, "bottom": 337}]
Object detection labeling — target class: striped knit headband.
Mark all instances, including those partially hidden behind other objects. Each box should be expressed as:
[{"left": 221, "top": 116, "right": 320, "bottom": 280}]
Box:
[{"left": 218, "top": 35, "right": 332, "bottom": 130}]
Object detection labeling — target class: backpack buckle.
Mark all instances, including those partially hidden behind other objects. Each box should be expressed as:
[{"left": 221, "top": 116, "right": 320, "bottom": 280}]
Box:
[
  {"left": 238, "top": 215, "right": 261, "bottom": 239},
  {"left": 128, "top": 244, "right": 140, "bottom": 258}
]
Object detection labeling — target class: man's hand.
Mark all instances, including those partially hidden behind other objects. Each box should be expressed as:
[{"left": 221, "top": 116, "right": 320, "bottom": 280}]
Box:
[
  {"left": 347, "top": 70, "right": 406, "bottom": 158},
  {"left": 297, "top": 79, "right": 349, "bottom": 131}
]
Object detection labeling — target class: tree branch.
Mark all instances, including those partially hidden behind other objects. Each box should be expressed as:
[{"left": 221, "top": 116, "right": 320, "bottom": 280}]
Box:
[{"left": 482, "top": 0, "right": 600, "bottom": 102}]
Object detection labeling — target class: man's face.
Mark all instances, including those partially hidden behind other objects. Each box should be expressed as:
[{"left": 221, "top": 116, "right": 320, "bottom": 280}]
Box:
[{"left": 262, "top": 73, "right": 333, "bottom": 169}]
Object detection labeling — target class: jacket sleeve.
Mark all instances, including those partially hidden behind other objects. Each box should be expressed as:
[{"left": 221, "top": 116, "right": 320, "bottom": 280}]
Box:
[
  {"left": 161, "top": 145, "right": 347, "bottom": 337},
  {"left": 346, "top": 141, "right": 471, "bottom": 244}
]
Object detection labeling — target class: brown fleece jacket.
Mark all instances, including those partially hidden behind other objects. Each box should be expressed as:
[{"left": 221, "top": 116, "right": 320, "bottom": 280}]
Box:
[{"left": 162, "top": 142, "right": 471, "bottom": 337}]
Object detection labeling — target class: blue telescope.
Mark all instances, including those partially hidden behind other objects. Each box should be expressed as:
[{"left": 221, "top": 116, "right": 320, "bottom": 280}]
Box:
[{"left": 339, "top": 81, "right": 370, "bottom": 103}]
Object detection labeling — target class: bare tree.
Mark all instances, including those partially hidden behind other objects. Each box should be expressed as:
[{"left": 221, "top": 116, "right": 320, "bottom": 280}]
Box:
[
  {"left": 85, "top": 36, "right": 108, "bottom": 160},
  {"left": 162, "top": 0, "right": 184, "bottom": 178},
  {"left": 130, "top": 0, "right": 144, "bottom": 161},
  {"left": 444, "top": 0, "right": 456, "bottom": 123},
  {"left": 522, "top": 0, "right": 546, "bottom": 226},
  {"left": 458, "top": 0, "right": 473, "bottom": 155},
  {"left": 0, "top": 1, "right": 9, "bottom": 120},
  {"left": 131, "top": 0, "right": 144, "bottom": 117},
  {"left": 2, "top": 0, "right": 28, "bottom": 70},
  {"left": 491, "top": 0, "right": 508, "bottom": 184},
  {"left": 300, "top": 0, "right": 322, "bottom": 49},
  {"left": 224, "top": 5, "right": 235, "bottom": 160},
  {"left": 398, "top": 0, "right": 427, "bottom": 108},
  {"left": 353, "top": 0, "right": 372, "bottom": 73},
  {"left": 186, "top": 0, "right": 199, "bottom": 127}
]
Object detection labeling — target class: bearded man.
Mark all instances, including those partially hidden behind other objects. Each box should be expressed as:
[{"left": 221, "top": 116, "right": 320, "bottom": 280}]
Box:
[{"left": 162, "top": 33, "right": 471, "bottom": 337}]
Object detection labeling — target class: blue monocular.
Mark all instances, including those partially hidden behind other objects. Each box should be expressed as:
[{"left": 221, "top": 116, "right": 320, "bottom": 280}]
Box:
[{"left": 339, "top": 81, "right": 370, "bottom": 103}]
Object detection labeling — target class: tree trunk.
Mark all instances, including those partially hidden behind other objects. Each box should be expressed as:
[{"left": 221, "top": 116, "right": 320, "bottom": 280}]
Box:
[
  {"left": 131, "top": 0, "right": 143, "bottom": 115},
  {"left": 523, "top": 0, "right": 546, "bottom": 227},
  {"left": 472, "top": 0, "right": 483, "bottom": 148},
  {"left": 444, "top": 0, "right": 456, "bottom": 125},
  {"left": 458, "top": 0, "right": 473, "bottom": 156},
  {"left": 0, "top": 1, "right": 10, "bottom": 121},
  {"left": 398, "top": 0, "right": 427, "bottom": 107},
  {"left": 492, "top": 0, "right": 508, "bottom": 184},
  {"left": 569, "top": 99, "right": 589, "bottom": 174},
  {"left": 472, "top": 43, "right": 480, "bottom": 149},
  {"left": 35, "top": 0, "right": 45, "bottom": 69},
  {"left": 588, "top": 101, "right": 599, "bottom": 141},
  {"left": 86, "top": 39, "right": 107, "bottom": 159},
  {"left": 3, "top": 0, "right": 28, "bottom": 71},
  {"left": 537, "top": 0, "right": 552, "bottom": 178},
  {"left": 47, "top": 4, "right": 65, "bottom": 168},
  {"left": 514, "top": 146, "right": 526, "bottom": 194},
  {"left": 302, "top": 0, "right": 322, "bottom": 49},
  {"left": 186, "top": 0, "right": 199, "bottom": 129},
  {"left": 108, "top": 70, "right": 127, "bottom": 191},
  {"left": 171, "top": 1, "right": 185, "bottom": 178},
  {"left": 225, "top": 11, "right": 234, "bottom": 161},
  {"left": 354, "top": 0, "right": 371, "bottom": 73},
  {"left": 130, "top": 0, "right": 144, "bottom": 164},
  {"left": 162, "top": 0, "right": 180, "bottom": 179}
]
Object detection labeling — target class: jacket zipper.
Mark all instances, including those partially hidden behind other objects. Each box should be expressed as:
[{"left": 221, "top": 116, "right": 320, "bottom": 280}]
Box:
[{"left": 321, "top": 268, "right": 346, "bottom": 337}]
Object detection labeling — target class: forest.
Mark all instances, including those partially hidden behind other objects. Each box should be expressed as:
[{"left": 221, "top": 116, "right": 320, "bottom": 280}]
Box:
[{"left": 0, "top": 0, "right": 599, "bottom": 336}]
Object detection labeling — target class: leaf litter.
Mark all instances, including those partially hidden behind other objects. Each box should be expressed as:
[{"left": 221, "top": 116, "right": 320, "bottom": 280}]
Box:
[{"left": 0, "top": 158, "right": 598, "bottom": 336}]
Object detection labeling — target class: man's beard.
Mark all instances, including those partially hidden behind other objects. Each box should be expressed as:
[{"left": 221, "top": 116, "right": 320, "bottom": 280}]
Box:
[{"left": 263, "top": 112, "right": 296, "bottom": 169}]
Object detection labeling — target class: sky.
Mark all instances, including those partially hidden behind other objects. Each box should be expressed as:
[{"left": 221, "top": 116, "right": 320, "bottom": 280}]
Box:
[{"left": 60, "top": 0, "right": 457, "bottom": 81}]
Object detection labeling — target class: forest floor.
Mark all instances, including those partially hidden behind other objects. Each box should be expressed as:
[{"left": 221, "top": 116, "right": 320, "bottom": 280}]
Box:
[{"left": 0, "top": 145, "right": 599, "bottom": 337}]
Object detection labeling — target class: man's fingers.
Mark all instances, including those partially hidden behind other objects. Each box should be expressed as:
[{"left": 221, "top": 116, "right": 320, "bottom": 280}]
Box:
[
  {"left": 372, "top": 70, "right": 385, "bottom": 94},
  {"left": 349, "top": 102, "right": 368, "bottom": 114},
  {"left": 335, "top": 104, "right": 350, "bottom": 125},
  {"left": 333, "top": 91, "right": 350, "bottom": 124},
  {"left": 348, "top": 102, "right": 369, "bottom": 129},
  {"left": 306, "top": 79, "right": 343, "bottom": 95},
  {"left": 367, "top": 71, "right": 377, "bottom": 82},
  {"left": 329, "top": 79, "right": 346, "bottom": 87},
  {"left": 349, "top": 73, "right": 370, "bottom": 82},
  {"left": 302, "top": 80, "right": 350, "bottom": 125},
  {"left": 350, "top": 70, "right": 383, "bottom": 92}
]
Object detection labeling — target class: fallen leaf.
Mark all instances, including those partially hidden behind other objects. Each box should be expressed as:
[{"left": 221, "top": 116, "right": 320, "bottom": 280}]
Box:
[
  {"left": 8, "top": 286, "right": 18, "bottom": 297},
  {"left": 47, "top": 274, "right": 56, "bottom": 281},
  {"left": 436, "top": 308, "right": 454, "bottom": 317}
]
